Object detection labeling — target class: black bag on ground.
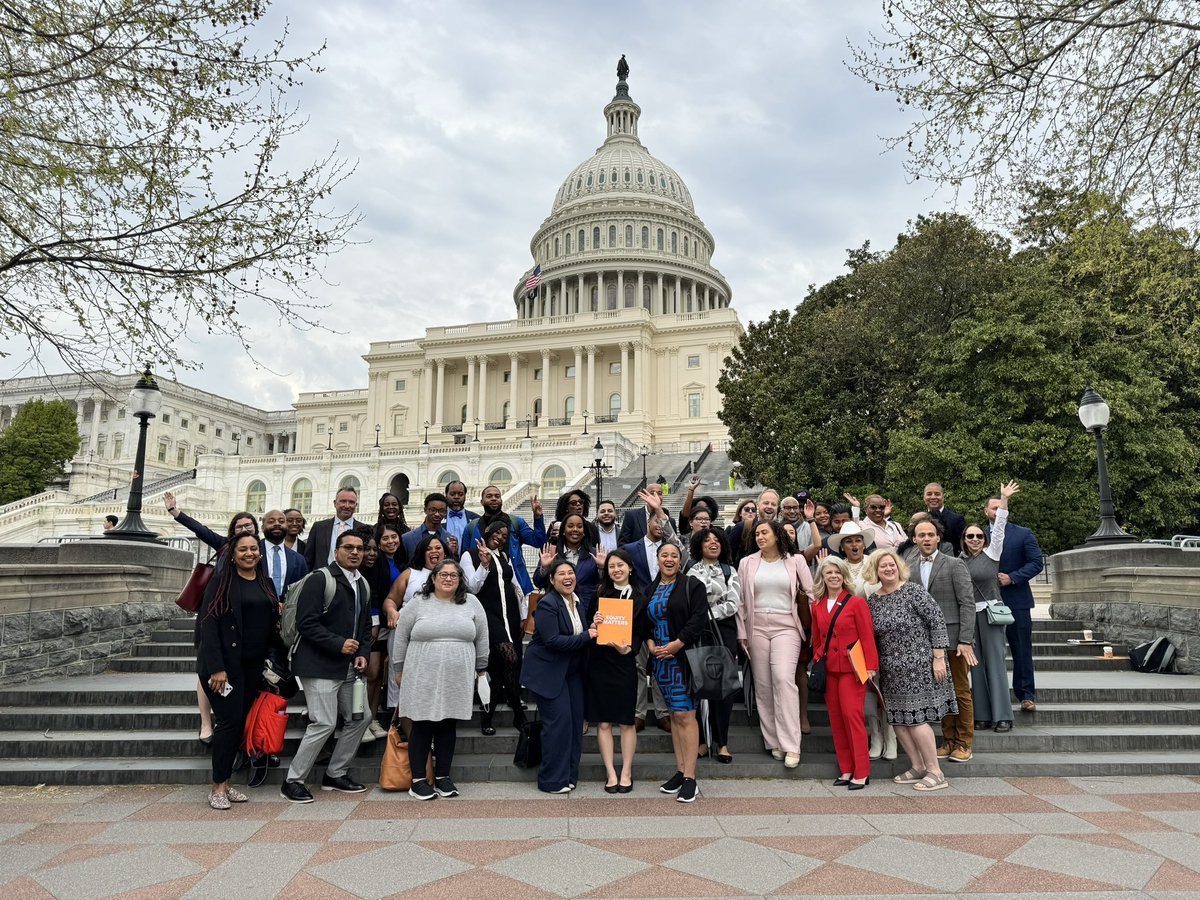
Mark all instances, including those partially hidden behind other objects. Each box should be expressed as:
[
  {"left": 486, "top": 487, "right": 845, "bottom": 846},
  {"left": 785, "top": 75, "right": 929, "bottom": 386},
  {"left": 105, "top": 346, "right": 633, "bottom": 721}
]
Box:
[
  {"left": 513, "top": 720, "right": 543, "bottom": 768},
  {"left": 741, "top": 656, "right": 758, "bottom": 726},
  {"left": 1129, "top": 637, "right": 1177, "bottom": 674}
]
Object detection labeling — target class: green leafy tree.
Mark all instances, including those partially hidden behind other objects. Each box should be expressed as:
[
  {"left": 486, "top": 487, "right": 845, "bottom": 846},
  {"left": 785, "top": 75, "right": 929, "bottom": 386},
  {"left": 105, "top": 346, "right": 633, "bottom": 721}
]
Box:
[
  {"left": 849, "top": 1, "right": 1200, "bottom": 229},
  {"left": 0, "top": 400, "right": 80, "bottom": 503},
  {"left": 0, "top": 1, "right": 358, "bottom": 377}
]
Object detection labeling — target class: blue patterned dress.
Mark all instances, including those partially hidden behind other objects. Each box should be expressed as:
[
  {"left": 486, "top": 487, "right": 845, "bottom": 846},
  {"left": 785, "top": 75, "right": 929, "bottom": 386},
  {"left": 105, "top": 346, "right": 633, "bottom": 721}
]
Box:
[{"left": 649, "top": 582, "right": 694, "bottom": 712}]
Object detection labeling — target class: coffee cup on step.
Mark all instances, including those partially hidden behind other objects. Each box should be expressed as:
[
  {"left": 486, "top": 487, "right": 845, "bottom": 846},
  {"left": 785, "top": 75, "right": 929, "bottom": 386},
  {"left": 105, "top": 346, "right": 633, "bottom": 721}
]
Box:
[
  {"left": 1083, "top": 629, "right": 1093, "bottom": 641},
  {"left": 1103, "top": 645, "right": 1114, "bottom": 658}
]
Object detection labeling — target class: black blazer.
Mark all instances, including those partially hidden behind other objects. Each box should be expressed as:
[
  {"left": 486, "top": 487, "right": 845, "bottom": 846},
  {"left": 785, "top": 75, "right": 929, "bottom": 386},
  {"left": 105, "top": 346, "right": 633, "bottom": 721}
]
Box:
[
  {"left": 640, "top": 576, "right": 709, "bottom": 651},
  {"left": 196, "top": 577, "right": 284, "bottom": 680},
  {"left": 617, "top": 507, "right": 649, "bottom": 545},
  {"left": 303, "top": 517, "right": 358, "bottom": 571},
  {"left": 290, "top": 565, "right": 372, "bottom": 680},
  {"left": 930, "top": 507, "right": 966, "bottom": 554}
]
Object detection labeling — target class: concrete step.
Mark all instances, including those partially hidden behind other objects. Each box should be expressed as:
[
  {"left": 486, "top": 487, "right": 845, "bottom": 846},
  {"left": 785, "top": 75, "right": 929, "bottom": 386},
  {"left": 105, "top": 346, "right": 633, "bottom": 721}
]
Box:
[
  {"left": 4, "top": 748, "right": 1200, "bottom": 787},
  {"left": 1004, "top": 655, "right": 1131, "bottom": 672},
  {"left": 1030, "top": 641, "right": 1128, "bottom": 657},
  {"left": 132, "top": 642, "right": 198, "bottom": 658}
]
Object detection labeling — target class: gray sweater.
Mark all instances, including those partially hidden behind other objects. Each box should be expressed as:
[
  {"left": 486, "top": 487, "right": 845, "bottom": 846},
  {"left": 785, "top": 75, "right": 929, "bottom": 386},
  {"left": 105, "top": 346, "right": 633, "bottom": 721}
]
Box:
[{"left": 393, "top": 593, "right": 489, "bottom": 721}]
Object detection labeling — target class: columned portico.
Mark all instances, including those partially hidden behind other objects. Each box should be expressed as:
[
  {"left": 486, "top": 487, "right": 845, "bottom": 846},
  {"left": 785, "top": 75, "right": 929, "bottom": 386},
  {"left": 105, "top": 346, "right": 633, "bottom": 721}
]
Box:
[{"left": 434, "top": 359, "right": 446, "bottom": 427}]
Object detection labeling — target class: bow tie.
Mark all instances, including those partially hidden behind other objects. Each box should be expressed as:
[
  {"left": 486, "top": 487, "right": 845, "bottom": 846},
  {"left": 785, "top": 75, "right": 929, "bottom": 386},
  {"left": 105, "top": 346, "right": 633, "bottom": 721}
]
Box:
[
  {"left": 448, "top": 510, "right": 465, "bottom": 519},
  {"left": 922, "top": 555, "right": 936, "bottom": 563}
]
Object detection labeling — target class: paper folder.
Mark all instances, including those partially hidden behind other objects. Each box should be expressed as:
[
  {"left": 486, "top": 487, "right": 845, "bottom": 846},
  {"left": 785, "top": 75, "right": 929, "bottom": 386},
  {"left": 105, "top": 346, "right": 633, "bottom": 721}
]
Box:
[
  {"left": 847, "top": 640, "right": 869, "bottom": 684},
  {"left": 596, "top": 596, "right": 633, "bottom": 647}
]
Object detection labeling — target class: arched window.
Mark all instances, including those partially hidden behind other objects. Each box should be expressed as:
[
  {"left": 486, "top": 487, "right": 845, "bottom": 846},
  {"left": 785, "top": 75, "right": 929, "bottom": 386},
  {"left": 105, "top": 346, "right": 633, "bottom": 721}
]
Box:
[
  {"left": 683, "top": 235, "right": 688, "bottom": 255},
  {"left": 245, "top": 480, "right": 267, "bottom": 515},
  {"left": 611, "top": 169, "right": 617, "bottom": 183},
  {"left": 533, "top": 398, "right": 542, "bottom": 421},
  {"left": 637, "top": 170, "right": 644, "bottom": 184},
  {"left": 643, "top": 284, "right": 652, "bottom": 310},
  {"left": 490, "top": 467, "right": 513, "bottom": 489},
  {"left": 649, "top": 173, "right": 656, "bottom": 186},
  {"left": 598, "top": 170, "right": 605, "bottom": 184},
  {"left": 624, "top": 169, "right": 630, "bottom": 183},
  {"left": 608, "top": 225, "right": 616, "bottom": 246},
  {"left": 460, "top": 404, "right": 468, "bottom": 424},
  {"left": 586, "top": 173, "right": 593, "bottom": 187},
  {"left": 656, "top": 229, "right": 664, "bottom": 250},
  {"left": 609, "top": 393, "right": 622, "bottom": 417},
  {"left": 564, "top": 396, "right": 575, "bottom": 419},
  {"left": 541, "top": 464, "right": 567, "bottom": 494},
  {"left": 578, "top": 229, "right": 585, "bottom": 251},
  {"left": 439, "top": 469, "right": 461, "bottom": 488},
  {"left": 624, "top": 282, "right": 635, "bottom": 307},
  {"left": 339, "top": 474, "right": 361, "bottom": 493},
  {"left": 290, "top": 478, "right": 313, "bottom": 516},
  {"left": 565, "top": 232, "right": 572, "bottom": 253},
  {"left": 641, "top": 226, "right": 649, "bottom": 248},
  {"left": 554, "top": 237, "right": 560, "bottom": 257},
  {"left": 672, "top": 232, "right": 678, "bottom": 254},
  {"left": 502, "top": 400, "right": 511, "bottom": 422},
  {"left": 592, "top": 226, "right": 600, "bottom": 248},
  {"left": 625, "top": 224, "right": 632, "bottom": 246},
  {"left": 606, "top": 283, "right": 617, "bottom": 310}
]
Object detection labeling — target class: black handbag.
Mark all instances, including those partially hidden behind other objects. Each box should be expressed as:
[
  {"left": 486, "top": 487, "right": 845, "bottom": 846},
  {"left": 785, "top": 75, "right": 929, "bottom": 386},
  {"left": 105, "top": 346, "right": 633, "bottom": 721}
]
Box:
[
  {"left": 683, "top": 603, "right": 740, "bottom": 701},
  {"left": 513, "top": 720, "right": 543, "bottom": 768},
  {"left": 808, "top": 596, "right": 850, "bottom": 695}
]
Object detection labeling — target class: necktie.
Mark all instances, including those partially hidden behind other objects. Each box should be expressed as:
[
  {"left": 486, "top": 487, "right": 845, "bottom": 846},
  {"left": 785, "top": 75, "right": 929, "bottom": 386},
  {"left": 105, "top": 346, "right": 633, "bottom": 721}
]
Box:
[{"left": 272, "top": 545, "right": 284, "bottom": 598}]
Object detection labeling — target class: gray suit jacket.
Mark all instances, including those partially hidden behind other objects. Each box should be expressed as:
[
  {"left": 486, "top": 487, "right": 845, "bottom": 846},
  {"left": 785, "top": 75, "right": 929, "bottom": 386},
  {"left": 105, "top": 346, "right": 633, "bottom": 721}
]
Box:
[{"left": 905, "top": 550, "right": 975, "bottom": 646}]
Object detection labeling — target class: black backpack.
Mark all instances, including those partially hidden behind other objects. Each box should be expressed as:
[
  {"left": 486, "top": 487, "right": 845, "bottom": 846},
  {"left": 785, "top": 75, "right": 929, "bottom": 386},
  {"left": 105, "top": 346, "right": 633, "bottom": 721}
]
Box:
[{"left": 1129, "top": 637, "right": 1177, "bottom": 674}]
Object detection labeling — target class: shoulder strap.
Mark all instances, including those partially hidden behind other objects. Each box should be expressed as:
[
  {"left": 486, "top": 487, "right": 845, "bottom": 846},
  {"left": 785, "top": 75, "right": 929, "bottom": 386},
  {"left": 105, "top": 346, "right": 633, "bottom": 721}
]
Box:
[
  {"left": 321, "top": 568, "right": 336, "bottom": 611},
  {"left": 821, "top": 595, "right": 851, "bottom": 660}
]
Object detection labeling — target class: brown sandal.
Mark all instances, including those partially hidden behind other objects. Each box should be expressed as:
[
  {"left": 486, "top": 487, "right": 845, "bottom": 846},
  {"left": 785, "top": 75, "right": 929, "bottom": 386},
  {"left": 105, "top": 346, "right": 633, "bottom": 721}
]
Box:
[
  {"left": 892, "top": 768, "right": 925, "bottom": 784},
  {"left": 913, "top": 772, "right": 948, "bottom": 792}
]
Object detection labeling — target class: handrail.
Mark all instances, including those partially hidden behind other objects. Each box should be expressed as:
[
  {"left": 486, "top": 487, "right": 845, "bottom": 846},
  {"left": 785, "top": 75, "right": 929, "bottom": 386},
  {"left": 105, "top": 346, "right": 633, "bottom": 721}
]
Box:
[{"left": 78, "top": 468, "right": 196, "bottom": 504}]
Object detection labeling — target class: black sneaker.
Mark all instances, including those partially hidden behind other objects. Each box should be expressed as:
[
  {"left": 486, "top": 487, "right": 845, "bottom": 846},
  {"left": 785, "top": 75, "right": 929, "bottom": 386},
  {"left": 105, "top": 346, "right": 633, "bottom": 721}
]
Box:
[
  {"left": 409, "top": 779, "right": 436, "bottom": 801},
  {"left": 660, "top": 770, "right": 685, "bottom": 794},
  {"left": 321, "top": 773, "right": 367, "bottom": 793},
  {"left": 280, "top": 781, "right": 314, "bottom": 804},
  {"left": 433, "top": 776, "right": 459, "bottom": 798},
  {"left": 676, "top": 777, "right": 698, "bottom": 803}
]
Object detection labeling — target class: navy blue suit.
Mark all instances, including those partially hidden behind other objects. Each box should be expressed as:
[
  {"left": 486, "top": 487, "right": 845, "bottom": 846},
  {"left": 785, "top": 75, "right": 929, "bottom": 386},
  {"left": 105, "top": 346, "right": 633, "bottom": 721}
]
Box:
[
  {"left": 521, "top": 591, "right": 592, "bottom": 791},
  {"left": 262, "top": 540, "right": 308, "bottom": 601},
  {"left": 996, "top": 521, "right": 1045, "bottom": 702},
  {"left": 533, "top": 553, "right": 600, "bottom": 620},
  {"left": 621, "top": 539, "right": 656, "bottom": 591},
  {"left": 618, "top": 508, "right": 649, "bottom": 545}
]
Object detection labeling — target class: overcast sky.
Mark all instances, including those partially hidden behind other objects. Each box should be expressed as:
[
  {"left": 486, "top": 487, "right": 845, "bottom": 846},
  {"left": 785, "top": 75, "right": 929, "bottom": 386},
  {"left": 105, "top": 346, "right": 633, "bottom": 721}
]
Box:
[{"left": 9, "top": 0, "right": 956, "bottom": 410}]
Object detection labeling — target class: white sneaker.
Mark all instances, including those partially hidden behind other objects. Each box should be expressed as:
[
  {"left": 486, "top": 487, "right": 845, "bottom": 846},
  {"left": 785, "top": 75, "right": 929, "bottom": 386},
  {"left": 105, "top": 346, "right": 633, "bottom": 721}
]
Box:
[
  {"left": 784, "top": 753, "right": 800, "bottom": 769},
  {"left": 359, "top": 728, "right": 376, "bottom": 744},
  {"left": 369, "top": 721, "right": 389, "bottom": 739},
  {"left": 770, "top": 749, "right": 785, "bottom": 761}
]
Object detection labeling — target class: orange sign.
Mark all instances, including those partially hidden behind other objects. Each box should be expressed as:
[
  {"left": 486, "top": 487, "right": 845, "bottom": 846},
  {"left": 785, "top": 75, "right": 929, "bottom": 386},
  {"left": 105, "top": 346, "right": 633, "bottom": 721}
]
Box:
[
  {"left": 596, "top": 596, "right": 634, "bottom": 647},
  {"left": 848, "top": 640, "right": 869, "bottom": 684}
]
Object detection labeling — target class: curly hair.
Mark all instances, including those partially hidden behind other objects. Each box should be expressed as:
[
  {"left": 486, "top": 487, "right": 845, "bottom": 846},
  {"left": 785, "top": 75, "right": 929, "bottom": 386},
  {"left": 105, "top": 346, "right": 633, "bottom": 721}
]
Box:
[{"left": 418, "top": 559, "right": 468, "bottom": 604}]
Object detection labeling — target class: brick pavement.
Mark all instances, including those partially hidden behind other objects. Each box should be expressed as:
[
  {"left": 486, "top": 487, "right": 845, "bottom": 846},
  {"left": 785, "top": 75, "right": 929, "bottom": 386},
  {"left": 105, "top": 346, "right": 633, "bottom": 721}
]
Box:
[{"left": 2, "top": 775, "right": 1200, "bottom": 898}]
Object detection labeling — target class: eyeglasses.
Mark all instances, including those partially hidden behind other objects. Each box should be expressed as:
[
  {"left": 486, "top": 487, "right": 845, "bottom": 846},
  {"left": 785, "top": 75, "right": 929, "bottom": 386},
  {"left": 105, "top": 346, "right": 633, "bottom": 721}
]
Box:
[
  {"left": 341, "top": 546, "right": 364, "bottom": 553},
  {"left": 436, "top": 572, "right": 459, "bottom": 579}
]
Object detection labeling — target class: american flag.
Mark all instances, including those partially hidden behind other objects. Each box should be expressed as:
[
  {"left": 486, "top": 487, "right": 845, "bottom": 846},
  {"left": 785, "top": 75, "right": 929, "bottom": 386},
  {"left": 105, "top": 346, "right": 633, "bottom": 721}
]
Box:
[{"left": 524, "top": 264, "right": 542, "bottom": 299}]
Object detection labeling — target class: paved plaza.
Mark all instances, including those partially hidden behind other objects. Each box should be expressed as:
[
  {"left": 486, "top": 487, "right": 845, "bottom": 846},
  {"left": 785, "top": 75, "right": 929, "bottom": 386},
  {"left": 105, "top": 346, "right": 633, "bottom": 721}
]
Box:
[{"left": 2, "top": 775, "right": 1200, "bottom": 898}]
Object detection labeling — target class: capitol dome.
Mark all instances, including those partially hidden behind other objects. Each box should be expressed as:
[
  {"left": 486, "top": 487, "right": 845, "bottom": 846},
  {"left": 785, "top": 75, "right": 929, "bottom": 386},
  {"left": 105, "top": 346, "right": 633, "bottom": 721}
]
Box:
[{"left": 513, "top": 58, "right": 731, "bottom": 318}]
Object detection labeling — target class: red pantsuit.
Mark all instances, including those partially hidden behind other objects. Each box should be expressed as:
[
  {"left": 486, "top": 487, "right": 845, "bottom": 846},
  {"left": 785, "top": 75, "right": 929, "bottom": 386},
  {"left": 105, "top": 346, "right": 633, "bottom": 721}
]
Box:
[{"left": 811, "top": 591, "right": 878, "bottom": 780}]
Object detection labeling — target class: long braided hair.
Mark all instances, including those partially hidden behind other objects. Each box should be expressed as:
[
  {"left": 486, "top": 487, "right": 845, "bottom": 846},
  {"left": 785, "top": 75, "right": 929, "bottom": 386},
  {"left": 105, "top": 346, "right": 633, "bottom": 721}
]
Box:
[{"left": 202, "top": 533, "right": 277, "bottom": 622}]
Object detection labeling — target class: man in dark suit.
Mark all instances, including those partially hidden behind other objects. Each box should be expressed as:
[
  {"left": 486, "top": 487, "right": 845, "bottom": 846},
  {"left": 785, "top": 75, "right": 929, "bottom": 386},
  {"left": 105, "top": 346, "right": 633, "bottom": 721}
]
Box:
[
  {"left": 986, "top": 495, "right": 1045, "bottom": 711},
  {"left": 906, "top": 519, "right": 978, "bottom": 762},
  {"left": 618, "top": 481, "right": 665, "bottom": 545},
  {"left": 282, "top": 530, "right": 373, "bottom": 803},
  {"left": 443, "top": 480, "right": 479, "bottom": 557},
  {"left": 622, "top": 510, "right": 666, "bottom": 588},
  {"left": 303, "top": 486, "right": 360, "bottom": 571},
  {"left": 923, "top": 482, "right": 966, "bottom": 554},
  {"left": 401, "top": 492, "right": 453, "bottom": 560},
  {"left": 261, "top": 509, "right": 307, "bottom": 600}
]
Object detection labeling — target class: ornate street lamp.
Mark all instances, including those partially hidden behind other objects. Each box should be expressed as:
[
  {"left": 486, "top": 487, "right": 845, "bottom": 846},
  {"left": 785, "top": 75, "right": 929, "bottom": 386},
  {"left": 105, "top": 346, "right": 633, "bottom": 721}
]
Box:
[
  {"left": 640, "top": 444, "right": 650, "bottom": 491},
  {"left": 472, "top": 417, "right": 481, "bottom": 443},
  {"left": 581, "top": 409, "right": 590, "bottom": 435},
  {"left": 105, "top": 367, "right": 163, "bottom": 543},
  {"left": 524, "top": 414, "right": 533, "bottom": 439},
  {"left": 232, "top": 433, "right": 241, "bottom": 455},
  {"left": 422, "top": 420, "right": 430, "bottom": 445},
  {"left": 585, "top": 437, "right": 612, "bottom": 505},
  {"left": 374, "top": 423, "right": 381, "bottom": 448},
  {"left": 1078, "top": 386, "right": 1136, "bottom": 545}
]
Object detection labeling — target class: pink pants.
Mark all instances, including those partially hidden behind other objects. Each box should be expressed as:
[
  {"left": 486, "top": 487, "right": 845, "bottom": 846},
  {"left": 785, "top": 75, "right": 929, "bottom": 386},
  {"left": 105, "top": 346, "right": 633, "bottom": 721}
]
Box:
[{"left": 750, "top": 613, "right": 803, "bottom": 755}]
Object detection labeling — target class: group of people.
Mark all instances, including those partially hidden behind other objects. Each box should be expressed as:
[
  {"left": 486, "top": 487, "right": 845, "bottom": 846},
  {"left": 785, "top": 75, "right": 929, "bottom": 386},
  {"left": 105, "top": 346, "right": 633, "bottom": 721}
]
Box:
[{"left": 178, "top": 472, "right": 1043, "bottom": 809}]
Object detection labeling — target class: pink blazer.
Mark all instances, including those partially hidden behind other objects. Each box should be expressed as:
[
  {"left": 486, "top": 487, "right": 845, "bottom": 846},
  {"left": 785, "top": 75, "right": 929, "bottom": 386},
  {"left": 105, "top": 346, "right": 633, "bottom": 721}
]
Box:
[{"left": 736, "top": 552, "right": 814, "bottom": 641}]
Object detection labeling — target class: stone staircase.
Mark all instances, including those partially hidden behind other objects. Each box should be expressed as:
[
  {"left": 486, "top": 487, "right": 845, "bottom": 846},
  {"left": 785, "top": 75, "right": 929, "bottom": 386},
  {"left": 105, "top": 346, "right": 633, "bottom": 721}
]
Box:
[{"left": 0, "top": 616, "right": 1197, "bottom": 785}]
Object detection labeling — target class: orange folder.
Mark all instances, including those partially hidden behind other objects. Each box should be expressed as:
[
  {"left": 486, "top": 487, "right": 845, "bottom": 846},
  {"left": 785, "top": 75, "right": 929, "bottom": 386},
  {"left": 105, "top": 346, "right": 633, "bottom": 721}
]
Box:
[
  {"left": 848, "top": 640, "right": 869, "bottom": 684},
  {"left": 596, "top": 596, "right": 633, "bottom": 647}
]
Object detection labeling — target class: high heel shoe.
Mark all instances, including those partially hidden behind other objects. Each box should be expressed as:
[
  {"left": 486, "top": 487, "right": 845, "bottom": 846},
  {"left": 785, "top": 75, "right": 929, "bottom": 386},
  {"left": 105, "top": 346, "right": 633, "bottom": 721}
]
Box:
[{"left": 848, "top": 777, "right": 870, "bottom": 791}]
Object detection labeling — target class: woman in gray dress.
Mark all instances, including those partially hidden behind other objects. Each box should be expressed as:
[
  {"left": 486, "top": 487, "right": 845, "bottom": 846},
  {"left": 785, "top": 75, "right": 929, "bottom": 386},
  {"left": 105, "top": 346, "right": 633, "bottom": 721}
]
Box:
[
  {"left": 961, "top": 480, "right": 1019, "bottom": 733},
  {"left": 864, "top": 549, "right": 956, "bottom": 792},
  {"left": 393, "top": 559, "right": 489, "bottom": 800}
]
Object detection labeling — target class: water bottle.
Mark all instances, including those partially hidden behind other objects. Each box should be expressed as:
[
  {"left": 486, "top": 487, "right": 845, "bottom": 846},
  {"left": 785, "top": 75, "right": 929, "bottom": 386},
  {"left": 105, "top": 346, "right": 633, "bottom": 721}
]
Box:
[{"left": 351, "top": 676, "right": 366, "bottom": 721}]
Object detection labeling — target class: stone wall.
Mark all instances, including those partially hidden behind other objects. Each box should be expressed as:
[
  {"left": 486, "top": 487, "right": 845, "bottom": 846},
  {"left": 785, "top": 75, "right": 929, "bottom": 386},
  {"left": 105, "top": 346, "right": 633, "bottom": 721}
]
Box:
[
  {"left": 0, "top": 541, "right": 192, "bottom": 684},
  {"left": 1050, "top": 544, "right": 1200, "bottom": 675}
]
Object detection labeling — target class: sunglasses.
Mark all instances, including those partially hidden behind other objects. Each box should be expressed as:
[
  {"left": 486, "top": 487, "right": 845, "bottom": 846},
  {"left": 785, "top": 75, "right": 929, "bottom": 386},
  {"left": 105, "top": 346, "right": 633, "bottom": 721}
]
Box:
[
  {"left": 964, "top": 534, "right": 986, "bottom": 541},
  {"left": 867, "top": 504, "right": 886, "bottom": 511}
]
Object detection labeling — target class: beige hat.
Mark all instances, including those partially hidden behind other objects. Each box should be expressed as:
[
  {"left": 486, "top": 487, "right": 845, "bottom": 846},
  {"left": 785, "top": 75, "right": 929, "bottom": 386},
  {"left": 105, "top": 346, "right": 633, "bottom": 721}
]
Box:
[{"left": 827, "top": 521, "right": 866, "bottom": 555}]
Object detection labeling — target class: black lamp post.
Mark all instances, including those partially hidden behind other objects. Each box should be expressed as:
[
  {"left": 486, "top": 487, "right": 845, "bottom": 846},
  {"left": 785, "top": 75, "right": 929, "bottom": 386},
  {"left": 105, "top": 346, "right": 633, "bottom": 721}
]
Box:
[
  {"left": 422, "top": 420, "right": 430, "bottom": 445},
  {"left": 473, "top": 418, "right": 481, "bottom": 443},
  {"left": 581, "top": 409, "right": 589, "bottom": 435},
  {"left": 232, "top": 433, "right": 241, "bottom": 455},
  {"left": 374, "top": 423, "right": 381, "bottom": 448},
  {"left": 1078, "top": 386, "right": 1137, "bottom": 545},
  {"left": 640, "top": 444, "right": 650, "bottom": 491},
  {"left": 326, "top": 429, "right": 333, "bottom": 451},
  {"left": 105, "top": 367, "right": 163, "bottom": 543},
  {"left": 586, "top": 437, "right": 612, "bottom": 505},
  {"left": 524, "top": 414, "right": 532, "bottom": 439}
]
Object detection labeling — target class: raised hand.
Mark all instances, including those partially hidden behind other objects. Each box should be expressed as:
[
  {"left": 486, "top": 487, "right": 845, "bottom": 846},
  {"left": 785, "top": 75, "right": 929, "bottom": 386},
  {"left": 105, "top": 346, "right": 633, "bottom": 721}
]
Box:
[
  {"left": 884, "top": 499, "right": 893, "bottom": 517},
  {"left": 539, "top": 543, "right": 556, "bottom": 569},
  {"left": 999, "top": 480, "right": 1020, "bottom": 501},
  {"left": 592, "top": 546, "right": 608, "bottom": 568},
  {"left": 531, "top": 495, "right": 543, "bottom": 519},
  {"left": 843, "top": 492, "right": 860, "bottom": 507},
  {"left": 638, "top": 487, "right": 663, "bottom": 515},
  {"left": 803, "top": 499, "right": 815, "bottom": 519},
  {"left": 477, "top": 539, "right": 491, "bottom": 567}
]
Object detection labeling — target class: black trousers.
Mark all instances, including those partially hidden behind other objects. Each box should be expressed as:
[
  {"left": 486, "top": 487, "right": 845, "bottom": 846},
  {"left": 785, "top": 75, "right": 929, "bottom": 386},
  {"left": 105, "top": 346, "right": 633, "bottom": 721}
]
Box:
[
  {"left": 201, "top": 657, "right": 264, "bottom": 784},
  {"left": 705, "top": 618, "right": 739, "bottom": 748},
  {"left": 481, "top": 641, "right": 527, "bottom": 728},
  {"left": 409, "top": 719, "right": 457, "bottom": 780}
]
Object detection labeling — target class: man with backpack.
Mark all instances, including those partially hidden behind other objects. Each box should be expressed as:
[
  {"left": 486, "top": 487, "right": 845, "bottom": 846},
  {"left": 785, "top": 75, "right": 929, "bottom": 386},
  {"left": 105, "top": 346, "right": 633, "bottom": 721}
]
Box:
[{"left": 281, "top": 530, "right": 373, "bottom": 803}]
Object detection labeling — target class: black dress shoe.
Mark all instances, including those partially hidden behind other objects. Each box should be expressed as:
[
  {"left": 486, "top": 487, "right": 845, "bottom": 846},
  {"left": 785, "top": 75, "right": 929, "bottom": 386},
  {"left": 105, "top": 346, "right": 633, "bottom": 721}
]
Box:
[
  {"left": 833, "top": 776, "right": 852, "bottom": 786},
  {"left": 280, "top": 781, "right": 314, "bottom": 804},
  {"left": 848, "top": 777, "right": 870, "bottom": 791},
  {"left": 321, "top": 773, "right": 367, "bottom": 793},
  {"left": 481, "top": 724, "right": 497, "bottom": 736},
  {"left": 974, "top": 720, "right": 993, "bottom": 730},
  {"left": 716, "top": 753, "right": 733, "bottom": 764},
  {"left": 617, "top": 781, "right": 633, "bottom": 793},
  {"left": 267, "top": 754, "right": 281, "bottom": 768},
  {"left": 994, "top": 720, "right": 1013, "bottom": 733}
]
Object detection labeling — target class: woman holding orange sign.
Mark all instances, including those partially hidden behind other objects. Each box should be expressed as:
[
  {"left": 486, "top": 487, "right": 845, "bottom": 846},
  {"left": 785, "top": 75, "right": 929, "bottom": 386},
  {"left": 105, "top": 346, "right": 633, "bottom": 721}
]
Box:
[{"left": 588, "top": 548, "right": 646, "bottom": 793}]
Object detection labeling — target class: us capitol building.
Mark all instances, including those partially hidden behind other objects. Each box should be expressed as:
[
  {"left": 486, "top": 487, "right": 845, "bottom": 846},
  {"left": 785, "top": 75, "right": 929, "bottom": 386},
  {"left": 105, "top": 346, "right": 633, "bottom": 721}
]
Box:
[{"left": 0, "top": 60, "right": 744, "bottom": 538}]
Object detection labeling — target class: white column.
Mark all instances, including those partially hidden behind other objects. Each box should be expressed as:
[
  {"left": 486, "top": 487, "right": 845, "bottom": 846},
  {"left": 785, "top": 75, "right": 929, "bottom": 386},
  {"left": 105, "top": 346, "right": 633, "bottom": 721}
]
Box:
[
  {"left": 586, "top": 345, "right": 596, "bottom": 417},
  {"left": 88, "top": 398, "right": 102, "bottom": 454},
  {"left": 705, "top": 284, "right": 711, "bottom": 310},
  {"left": 597, "top": 271, "right": 604, "bottom": 311},
  {"left": 477, "top": 356, "right": 489, "bottom": 423},
  {"left": 617, "top": 270, "right": 624, "bottom": 308},
  {"left": 633, "top": 342, "right": 645, "bottom": 413},
  {"left": 465, "top": 355, "right": 476, "bottom": 424},
  {"left": 576, "top": 274, "right": 584, "bottom": 314},
  {"left": 657, "top": 272, "right": 664, "bottom": 315},
  {"left": 558, "top": 278, "right": 566, "bottom": 316},
  {"left": 434, "top": 359, "right": 446, "bottom": 426},
  {"left": 422, "top": 361, "right": 433, "bottom": 427},
  {"left": 573, "top": 346, "right": 583, "bottom": 420},
  {"left": 540, "top": 349, "right": 551, "bottom": 423},
  {"left": 637, "top": 270, "right": 644, "bottom": 310},
  {"left": 620, "top": 343, "right": 630, "bottom": 417},
  {"left": 508, "top": 352, "right": 519, "bottom": 427},
  {"left": 674, "top": 276, "right": 681, "bottom": 314}
]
